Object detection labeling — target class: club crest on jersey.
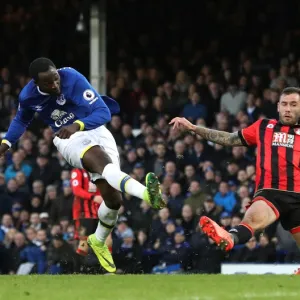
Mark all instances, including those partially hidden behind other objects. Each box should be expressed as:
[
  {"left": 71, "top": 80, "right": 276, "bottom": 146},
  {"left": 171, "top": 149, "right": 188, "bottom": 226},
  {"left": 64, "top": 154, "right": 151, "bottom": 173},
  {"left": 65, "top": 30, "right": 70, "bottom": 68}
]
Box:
[
  {"left": 56, "top": 94, "right": 66, "bottom": 105},
  {"left": 272, "top": 132, "right": 294, "bottom": 148},
  {"left": 295, "top": 128, "right": 300, "bottom": 135},
  {"left": 83, "top": 89, "right": 95, "bottom": 101},
  {"left": 82, "top": 139, "right": 91, "bottom": 146}
]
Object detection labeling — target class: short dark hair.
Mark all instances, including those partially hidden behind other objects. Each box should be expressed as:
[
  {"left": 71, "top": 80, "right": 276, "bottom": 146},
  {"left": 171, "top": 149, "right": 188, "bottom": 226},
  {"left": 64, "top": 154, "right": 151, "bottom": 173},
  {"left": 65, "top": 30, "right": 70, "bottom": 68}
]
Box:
[
  {"left": 281, "top": 87, "right": 300, "bottom": 97},
  {"left": 29, "top": 57, "right": 56, "bottom": 80}
]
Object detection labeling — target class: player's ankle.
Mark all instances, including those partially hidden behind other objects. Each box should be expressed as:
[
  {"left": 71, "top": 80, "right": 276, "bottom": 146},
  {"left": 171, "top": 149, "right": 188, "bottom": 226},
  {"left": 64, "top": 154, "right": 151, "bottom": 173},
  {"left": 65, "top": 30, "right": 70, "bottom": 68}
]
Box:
[
  {"left": 142, "top": 188, "right": 149, "bottom": 203},
  {"left": 229, "top": 222, "right": 254, "bottom": 245},
  {"left": 229, "top": 233, "right": 236, "bottom": 245}
]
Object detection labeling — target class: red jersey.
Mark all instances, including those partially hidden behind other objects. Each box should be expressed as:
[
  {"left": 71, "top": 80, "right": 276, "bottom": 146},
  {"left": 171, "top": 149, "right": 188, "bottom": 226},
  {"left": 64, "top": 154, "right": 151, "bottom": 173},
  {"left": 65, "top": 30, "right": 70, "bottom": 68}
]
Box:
[
  {"left": 239, "top": 119, "right": 300, "bottom": 193},
  {"left": 71, "top": 168, "right": 101, "bottom": 219}
]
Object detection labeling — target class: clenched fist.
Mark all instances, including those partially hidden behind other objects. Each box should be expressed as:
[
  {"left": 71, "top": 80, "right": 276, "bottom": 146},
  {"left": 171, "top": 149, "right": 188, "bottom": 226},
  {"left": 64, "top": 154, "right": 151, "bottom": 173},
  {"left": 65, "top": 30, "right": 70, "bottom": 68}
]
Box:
[{"left": 55, "top": 123, "right": 80, "bottom": 139}]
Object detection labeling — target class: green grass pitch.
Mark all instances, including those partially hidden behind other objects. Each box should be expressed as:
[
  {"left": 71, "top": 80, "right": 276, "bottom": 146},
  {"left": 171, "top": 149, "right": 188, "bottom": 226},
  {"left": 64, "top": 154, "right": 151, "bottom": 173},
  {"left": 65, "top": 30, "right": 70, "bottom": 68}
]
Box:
[{"left": 0, "top": 275, "right": 300, "bottom": 300}]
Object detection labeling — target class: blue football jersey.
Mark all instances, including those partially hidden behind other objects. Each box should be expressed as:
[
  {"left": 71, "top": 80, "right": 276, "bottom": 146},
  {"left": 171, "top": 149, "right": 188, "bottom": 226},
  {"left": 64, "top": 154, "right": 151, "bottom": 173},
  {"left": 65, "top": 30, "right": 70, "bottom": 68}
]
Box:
[{"left": 4, "top": 67, "right": 120, "bottom": 145}]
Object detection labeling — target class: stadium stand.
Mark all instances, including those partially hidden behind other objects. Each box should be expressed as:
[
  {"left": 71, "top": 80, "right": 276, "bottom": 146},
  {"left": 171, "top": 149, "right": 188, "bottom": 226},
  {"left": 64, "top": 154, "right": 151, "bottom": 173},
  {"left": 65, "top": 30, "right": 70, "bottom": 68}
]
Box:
[{"left": 1, "top": 0, "right": 300, "bottom": 274}]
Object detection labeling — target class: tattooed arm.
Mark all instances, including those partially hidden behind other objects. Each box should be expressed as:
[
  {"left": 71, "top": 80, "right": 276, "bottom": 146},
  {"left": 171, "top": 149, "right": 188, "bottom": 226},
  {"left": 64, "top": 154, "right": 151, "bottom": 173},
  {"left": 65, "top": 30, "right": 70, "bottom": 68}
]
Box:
[
  {"left": 169, "top": 117, "right": 244, "bottom": 147},
  {"left": 193, "top": 126, "right": 243, "bottom": 146}
]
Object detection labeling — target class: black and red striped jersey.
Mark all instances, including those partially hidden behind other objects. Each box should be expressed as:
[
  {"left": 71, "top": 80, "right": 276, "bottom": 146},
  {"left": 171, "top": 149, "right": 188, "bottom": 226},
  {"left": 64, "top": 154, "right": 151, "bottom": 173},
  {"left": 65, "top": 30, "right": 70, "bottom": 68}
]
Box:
[
  {"left": 239, "top": 119, "right": 300, "bottom": 193},
  {"left": 71, "top": 168, "right": 101, "bottom": 219}
]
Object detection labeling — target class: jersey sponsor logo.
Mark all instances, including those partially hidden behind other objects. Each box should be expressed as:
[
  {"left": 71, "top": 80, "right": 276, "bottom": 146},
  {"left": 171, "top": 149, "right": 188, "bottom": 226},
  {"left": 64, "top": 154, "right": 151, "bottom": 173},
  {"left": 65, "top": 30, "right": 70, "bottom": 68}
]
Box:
[
  {"left": 272, "top": 132, "right": 294, "bottom": 148},
  {"left": 56, "top": 94, "right": 66, "bottom": 105},
  {"left": 51, "top": 109, "right": 75, "bottom": 127}
]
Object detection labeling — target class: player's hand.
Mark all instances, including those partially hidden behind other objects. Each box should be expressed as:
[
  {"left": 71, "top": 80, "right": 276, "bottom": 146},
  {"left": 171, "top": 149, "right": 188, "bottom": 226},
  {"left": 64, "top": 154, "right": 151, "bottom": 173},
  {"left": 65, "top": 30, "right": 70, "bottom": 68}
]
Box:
[
  {"left": 55, "top": 123, "right": 80, "bottom": 139},
  {"left": 0, "top": 143, "right": 9, "bottom": 157},
  {"left": 169, "top": 117, "right": 196, "bottom": 132},
  {"left": 93, "top": 195, "right": 103, "bottom": 204}
]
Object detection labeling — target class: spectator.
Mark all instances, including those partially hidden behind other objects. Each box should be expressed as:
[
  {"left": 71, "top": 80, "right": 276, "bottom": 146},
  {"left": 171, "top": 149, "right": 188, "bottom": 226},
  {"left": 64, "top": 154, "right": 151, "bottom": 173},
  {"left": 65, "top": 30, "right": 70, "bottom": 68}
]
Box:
[
  {"left": 220, "top": 82, "right": 247, "bottom": 116},
  {"left": 190, "top": 229, "right": 225, "bottom": 274},
  {"left": 179, "top": 204, "right": 196, "bottom": 241},
  {"left": 154, "top": 227, "right": 191, "bottom": 273},
  {"left": 167, "top": 183, "right": 185, "bottom": 219},
  {"left": 1, "top": 214, "right": 14, "bottom": 238},
  {"left": 20, "top": 236, "right": 47, "bottom": 274},
  {"left": 219, "top": 212, "right": 232, "bottom": 231},
  {"left": 4, "top": 151, "right": 32, "bottom": 182},
  {"left": 30, "top": 154, "right": 60, "bottom": 187},
  {"left": 6, "top": 178, "right": 29, "bottom": 208},
  {"left": 182, "top": 92, "right": 207, "bottom": 122},
  {"left": 199, "top": 196, "right": 222, "bottom": 222},
  {"left": 50, "top": 181, "right": 73, "bottom": 223},
  {"left": 214, "top": 182, "right": 237, "bottom": 213},
  {"left": 180, "top": 164, "right": 201, "bottom": 192},
  {"left": 9, "top": 232, "right": 26, "bottom": 273},
  {"left": 47, "top": 234, "right": 77, "bottom": 274},
  {"left": 113, "top": 228, "right": 142, "bottom": 274},
  {"left": 184, "top": 181, "right": 208, "bottom": 215}
]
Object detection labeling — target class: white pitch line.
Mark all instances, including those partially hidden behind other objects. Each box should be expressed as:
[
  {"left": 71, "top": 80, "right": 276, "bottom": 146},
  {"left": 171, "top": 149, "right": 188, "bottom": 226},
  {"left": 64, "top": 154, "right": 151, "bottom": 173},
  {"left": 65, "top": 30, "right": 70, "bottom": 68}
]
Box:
[
  {"left": 242, "top": 292, "right": 300, "bottom": 298},
  {"left": 169, "top": 292, "right": 300, "bottom": 300}
]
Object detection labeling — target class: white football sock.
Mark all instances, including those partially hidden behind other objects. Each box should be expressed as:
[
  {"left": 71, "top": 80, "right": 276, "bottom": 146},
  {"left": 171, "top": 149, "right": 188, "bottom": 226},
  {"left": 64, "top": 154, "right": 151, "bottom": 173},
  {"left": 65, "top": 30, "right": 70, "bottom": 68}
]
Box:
[
  {"left": 102, "top": 163, "right": 146, "bottom": 200},
  {"left": 95, "top": 202, "right": 118, "bottom": 243}
]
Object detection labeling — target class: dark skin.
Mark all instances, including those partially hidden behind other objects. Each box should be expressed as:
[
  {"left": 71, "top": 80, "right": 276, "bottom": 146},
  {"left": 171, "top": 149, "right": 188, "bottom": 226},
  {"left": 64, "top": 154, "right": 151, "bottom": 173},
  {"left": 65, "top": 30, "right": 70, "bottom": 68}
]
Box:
[
  {"left": 36, "top": 67, "right": 79, "bottom": 139},
  {"left": 0, "top": 66, "right": 122, "bottom": 210}
]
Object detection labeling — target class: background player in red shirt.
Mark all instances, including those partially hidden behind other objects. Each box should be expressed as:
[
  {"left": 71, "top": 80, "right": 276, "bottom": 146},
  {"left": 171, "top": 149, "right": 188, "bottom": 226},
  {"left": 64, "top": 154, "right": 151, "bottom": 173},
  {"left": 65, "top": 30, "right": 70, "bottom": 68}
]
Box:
[
  {"left": 71, "top": 168, "right": 103, "bottom": 256},
  {"left": 170, "top": 87, "right": 300, "bottom": 253}
]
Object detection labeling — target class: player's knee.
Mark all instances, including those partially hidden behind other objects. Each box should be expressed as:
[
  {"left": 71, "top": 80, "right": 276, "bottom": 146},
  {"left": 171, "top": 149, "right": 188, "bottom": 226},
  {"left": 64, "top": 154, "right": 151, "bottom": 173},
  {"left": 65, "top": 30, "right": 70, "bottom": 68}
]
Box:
[
  {"left": 242, "top": 213, "right": 265, "bottom": 230},
  {"left": 243, "top": 201, "right": 275, "bottom": 230},
  {"left": 103, "top": 189, "right": 123, "bottom": 210},
  {"left": 95, "top": 179, "right": 123, "bottom": 210}
]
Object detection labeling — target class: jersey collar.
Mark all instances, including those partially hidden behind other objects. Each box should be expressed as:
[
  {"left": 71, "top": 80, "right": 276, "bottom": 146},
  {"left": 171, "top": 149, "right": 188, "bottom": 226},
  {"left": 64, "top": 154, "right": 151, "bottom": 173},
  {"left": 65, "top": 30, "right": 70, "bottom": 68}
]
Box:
[{"left": 37, "top": 86, "right": 50, "bottom": 96}]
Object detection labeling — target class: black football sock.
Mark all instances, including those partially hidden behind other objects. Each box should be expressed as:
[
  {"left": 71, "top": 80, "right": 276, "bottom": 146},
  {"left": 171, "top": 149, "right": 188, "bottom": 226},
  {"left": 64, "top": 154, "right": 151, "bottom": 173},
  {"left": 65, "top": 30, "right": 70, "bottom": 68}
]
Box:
[{"left": 229, "top": 222, "right": 254, "bottom": 245}]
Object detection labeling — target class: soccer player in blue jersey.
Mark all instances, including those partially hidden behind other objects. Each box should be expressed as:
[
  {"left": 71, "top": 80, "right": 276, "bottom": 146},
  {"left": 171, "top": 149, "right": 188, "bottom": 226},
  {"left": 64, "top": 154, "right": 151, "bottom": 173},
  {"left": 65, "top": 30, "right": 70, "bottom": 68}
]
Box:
[{"left": 0, "top": 57, "right": 165, "bottom": 273}]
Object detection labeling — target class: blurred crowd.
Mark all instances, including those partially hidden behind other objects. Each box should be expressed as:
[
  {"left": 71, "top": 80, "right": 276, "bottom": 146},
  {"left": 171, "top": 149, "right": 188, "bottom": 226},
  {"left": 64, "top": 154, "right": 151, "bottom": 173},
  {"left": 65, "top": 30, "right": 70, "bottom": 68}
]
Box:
[{"left": 1, "top": 0, "right": 300, "bottom": 275}]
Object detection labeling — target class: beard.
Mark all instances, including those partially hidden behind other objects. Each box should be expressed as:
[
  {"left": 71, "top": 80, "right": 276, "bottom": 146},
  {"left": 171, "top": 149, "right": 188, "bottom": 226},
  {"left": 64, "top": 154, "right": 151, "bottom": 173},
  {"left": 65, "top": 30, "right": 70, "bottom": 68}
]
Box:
[{"left": 279, "top": 114, "right": 299, "bottom": 126}]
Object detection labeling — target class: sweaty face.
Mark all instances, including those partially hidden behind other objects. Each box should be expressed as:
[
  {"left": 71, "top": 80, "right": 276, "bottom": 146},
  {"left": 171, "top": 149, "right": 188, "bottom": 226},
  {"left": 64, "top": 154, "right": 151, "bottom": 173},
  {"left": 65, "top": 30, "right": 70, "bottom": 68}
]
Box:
[
  {"left": 36, "top": 67, "right": 61, "bottom": 95},
  {"left": 278, "top": 93, "right": 300, "bottom": 125}
]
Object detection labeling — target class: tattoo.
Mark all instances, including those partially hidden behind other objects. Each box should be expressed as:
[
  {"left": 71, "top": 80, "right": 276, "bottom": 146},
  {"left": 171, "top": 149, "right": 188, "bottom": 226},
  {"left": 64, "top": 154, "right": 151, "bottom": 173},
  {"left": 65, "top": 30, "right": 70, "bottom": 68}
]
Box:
[{"left": 194, "top": 126, "right": 243, "bottom": 146}]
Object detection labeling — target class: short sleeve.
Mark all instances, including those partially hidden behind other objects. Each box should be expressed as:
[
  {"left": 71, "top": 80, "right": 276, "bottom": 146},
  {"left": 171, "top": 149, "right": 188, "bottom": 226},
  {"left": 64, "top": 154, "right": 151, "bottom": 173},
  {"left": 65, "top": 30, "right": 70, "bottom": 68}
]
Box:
[{"left": 238, "top": 119, "right": 262, "bottom": 146}]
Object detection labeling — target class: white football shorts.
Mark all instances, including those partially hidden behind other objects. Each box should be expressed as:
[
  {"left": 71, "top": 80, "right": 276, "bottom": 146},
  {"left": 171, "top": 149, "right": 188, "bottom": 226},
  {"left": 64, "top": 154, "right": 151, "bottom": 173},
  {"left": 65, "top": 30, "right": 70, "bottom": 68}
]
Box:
[{"left": 53, "top": 125, "right": 120, "bottom": 181}]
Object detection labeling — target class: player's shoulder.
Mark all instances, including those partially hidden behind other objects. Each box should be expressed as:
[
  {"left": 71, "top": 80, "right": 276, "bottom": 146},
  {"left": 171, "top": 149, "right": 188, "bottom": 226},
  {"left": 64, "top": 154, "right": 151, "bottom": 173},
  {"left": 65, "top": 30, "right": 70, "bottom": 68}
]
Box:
[
  {"left": 58, "top": 67, "right": 84, "bottom": 80},
  {"left": 250, "top": 118, "right": 277, "bottom": 126},
  {"left": 260, "top": 118, "right": 278, "bottom": 127},
  {"left": 19, "top": 80, "right": 36, "bottom": 103}
]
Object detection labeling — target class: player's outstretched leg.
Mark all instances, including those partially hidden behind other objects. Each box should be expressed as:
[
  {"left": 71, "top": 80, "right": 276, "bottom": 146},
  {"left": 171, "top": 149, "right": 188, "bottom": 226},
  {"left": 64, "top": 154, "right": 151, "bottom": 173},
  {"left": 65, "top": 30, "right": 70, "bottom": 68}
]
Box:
[
  {"left": 82, "top": 146, "right": 166, "bottom": 210},
  {"left": 87, "top": 181, "right": 120, "bottom": 273},
  {"left": 200, "top": 199, "right": 278, "bottom": 251}
]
